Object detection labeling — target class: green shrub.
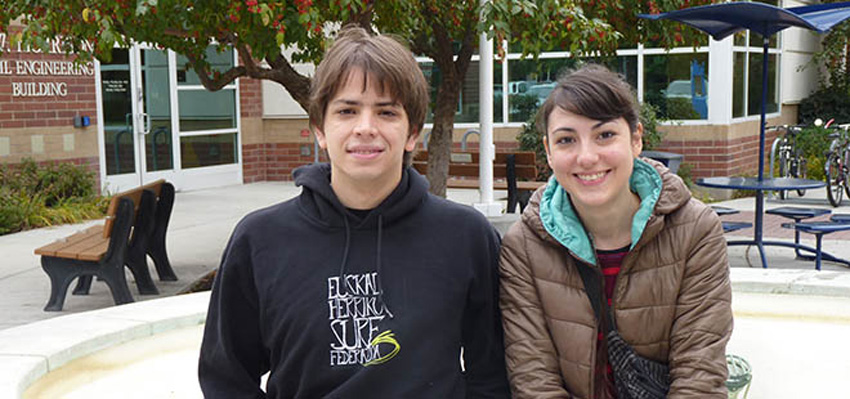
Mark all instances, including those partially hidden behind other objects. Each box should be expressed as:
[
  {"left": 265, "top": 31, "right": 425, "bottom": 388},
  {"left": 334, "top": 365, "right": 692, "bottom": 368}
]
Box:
[
  {"left": 0, "top": 159, "right": 106, "bottom": 235},
  {"left": 640, "top": 102, "right": 664, "bottom": 151},
  {"left": 797, "top": 126, "right": 832, "bottom": 181},
  {"left": 771, "top": 126, "right": 831, "bottom": 181},
  {"left": 665, "top": 98, "right": 701, "bottom": 120},
  {"left": 799, "top": 85, "right": 850, "bottom": 125},
  {"left": 516, "top": 113, "right": 551, "bottom": 181}
]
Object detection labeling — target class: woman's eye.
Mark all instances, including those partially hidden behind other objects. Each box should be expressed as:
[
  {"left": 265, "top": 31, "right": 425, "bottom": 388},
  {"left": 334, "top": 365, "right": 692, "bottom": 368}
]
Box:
[
  {"left": 599, "top": 131, "right": 616, "bottom": 140},
  {"left": 556, "top": 137, "right": 574, "bottom": 144}
]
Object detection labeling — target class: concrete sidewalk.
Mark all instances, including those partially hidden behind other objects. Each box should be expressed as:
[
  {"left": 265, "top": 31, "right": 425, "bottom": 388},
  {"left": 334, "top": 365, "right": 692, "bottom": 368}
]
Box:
[{"left": 3, "top": 180, "right": 850, "bottom": 331}]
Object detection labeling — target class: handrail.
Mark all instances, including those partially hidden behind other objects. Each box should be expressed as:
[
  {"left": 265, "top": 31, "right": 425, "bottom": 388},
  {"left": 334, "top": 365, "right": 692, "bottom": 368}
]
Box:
[{"left": 461, "top": 129, "right": 480, "bottom": 151}]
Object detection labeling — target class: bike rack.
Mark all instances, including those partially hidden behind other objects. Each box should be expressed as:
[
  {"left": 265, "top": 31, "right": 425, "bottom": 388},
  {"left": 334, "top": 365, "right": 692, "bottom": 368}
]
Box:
[{"left": 768, "top": 129, "right": 782, "bottom": 199}]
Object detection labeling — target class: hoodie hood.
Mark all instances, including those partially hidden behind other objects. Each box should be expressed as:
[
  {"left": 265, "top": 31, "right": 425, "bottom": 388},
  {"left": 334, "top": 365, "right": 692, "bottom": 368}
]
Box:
[
  {"left": 292, "top": 163, "right": 430, "bottom": 314},
  {"left": 528, "top": 157, "right": 691, "bottom": 265},
  {"left": 293, "top": 163, "right": 429, "bottom": 229}
]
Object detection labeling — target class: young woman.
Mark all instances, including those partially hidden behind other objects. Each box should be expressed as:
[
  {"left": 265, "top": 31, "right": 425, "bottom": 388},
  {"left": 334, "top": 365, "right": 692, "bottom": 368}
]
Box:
[{"left": 499, "top": 64, "right": 733, "bottom": 398}]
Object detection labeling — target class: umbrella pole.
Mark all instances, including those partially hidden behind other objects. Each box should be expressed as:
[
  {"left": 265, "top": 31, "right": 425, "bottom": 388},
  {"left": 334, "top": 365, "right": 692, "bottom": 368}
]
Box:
[
  {"left": 758, "top": 37, "right": 769, "bottom": 182},
  {"left": 754, "top": 37, "right": 770, "bottom": 252}
]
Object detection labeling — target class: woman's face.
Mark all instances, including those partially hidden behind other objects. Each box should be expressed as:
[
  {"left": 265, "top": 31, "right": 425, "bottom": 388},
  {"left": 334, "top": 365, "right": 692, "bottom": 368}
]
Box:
[{"left": 544, "top": 107, "right": 643, "bottom": 213}]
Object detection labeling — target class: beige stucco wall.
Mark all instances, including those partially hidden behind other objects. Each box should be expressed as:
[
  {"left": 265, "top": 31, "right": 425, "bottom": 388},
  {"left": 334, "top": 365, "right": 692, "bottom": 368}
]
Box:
[
  {"left": 0, "top": 126, "right": 98, "bottom": 164},
  {"left": 261, "top": 118, "right": 313, "bottom": 145}
]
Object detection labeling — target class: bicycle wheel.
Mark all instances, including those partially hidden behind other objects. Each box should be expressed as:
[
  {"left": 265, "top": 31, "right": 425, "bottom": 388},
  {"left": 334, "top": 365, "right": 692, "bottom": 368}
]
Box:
[
  {"left": 826, "top": 152, "right": 844, "bottom": 207},
  {"left": 778, "top": 150, "right": 788, "bottom": 200},
  {"left": 795, "top": 158, "right": 807, "bottom": 197},
  {"left": 844, "top": 152, "right": 850, "bottom": 200}
]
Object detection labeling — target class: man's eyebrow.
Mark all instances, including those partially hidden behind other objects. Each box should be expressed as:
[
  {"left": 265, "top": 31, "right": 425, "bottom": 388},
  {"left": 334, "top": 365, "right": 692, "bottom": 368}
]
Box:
[{"left": 329, "top": 99, "right": 401, "bottom": 107}]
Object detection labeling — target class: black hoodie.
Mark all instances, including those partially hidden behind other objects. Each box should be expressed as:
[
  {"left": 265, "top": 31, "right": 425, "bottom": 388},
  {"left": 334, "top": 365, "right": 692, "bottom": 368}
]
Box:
[{"left": 199, "top": 164, "right": 510, "bottom": 398}]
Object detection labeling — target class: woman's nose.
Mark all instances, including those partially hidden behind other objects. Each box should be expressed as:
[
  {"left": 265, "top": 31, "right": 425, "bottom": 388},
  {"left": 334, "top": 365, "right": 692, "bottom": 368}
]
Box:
[{"left": 576, "top": 143, "right": 599, "bottom": 167}]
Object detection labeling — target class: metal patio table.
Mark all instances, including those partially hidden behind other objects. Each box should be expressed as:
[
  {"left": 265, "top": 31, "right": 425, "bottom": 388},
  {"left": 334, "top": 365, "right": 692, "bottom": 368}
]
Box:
[
  {"left": 695, "top": 177, "right": 850, "bottom": 268},
  {"left": 642, "top": 2, "right": 850, "bottom": 268}
]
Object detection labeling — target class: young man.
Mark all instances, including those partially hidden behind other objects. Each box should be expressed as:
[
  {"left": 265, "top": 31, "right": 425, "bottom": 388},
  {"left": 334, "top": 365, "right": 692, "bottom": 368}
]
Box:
[{"left": 198, "top": 26, "right": 510, "bottom": 398}]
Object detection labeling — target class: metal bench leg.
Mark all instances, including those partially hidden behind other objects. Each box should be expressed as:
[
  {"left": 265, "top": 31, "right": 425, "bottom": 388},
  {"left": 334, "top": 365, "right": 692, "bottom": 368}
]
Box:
[
  {"left": 99, "top": 263, "right": 135, "bottom": 306},
  {"left": 72, "top": 275, "right": 93, "bottom": 295},
  {"left": 815, "top": 233, "right": 824, "bottom": 271},
  {"left": 126, "top": 251, "right": 159, "bottom": 295},
  {"left": 793, "top": 219, "right": 803, "bottom": 258},
  {"left": 149, "top": 244, "right": 177, "bottom": 281},
  {"left": 150, "top": 182, "right": 178, "bottom": 281},
  {"left": 506, "top": 154, "right": 518, "bottom": 214},
  {"left": 42, "top": 257, "right": 78, "bottom": 312},
  {"left": 517, "top": 190, "right": 532, "bottom": 213}
]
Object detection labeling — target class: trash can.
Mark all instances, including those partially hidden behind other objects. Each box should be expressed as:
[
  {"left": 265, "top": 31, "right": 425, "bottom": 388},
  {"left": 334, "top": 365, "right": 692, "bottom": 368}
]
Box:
[
  {"left": 726, "top": 354, "right": 752, "bottom": 399},
  {"left": 640, "top": 150, "right": 684, "bottom": 174}
]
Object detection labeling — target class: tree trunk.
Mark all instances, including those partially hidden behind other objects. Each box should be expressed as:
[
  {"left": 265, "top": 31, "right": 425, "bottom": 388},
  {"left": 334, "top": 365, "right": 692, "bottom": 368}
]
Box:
[{"left": 427, "top": 74, "right": 463, "bottom": 197}]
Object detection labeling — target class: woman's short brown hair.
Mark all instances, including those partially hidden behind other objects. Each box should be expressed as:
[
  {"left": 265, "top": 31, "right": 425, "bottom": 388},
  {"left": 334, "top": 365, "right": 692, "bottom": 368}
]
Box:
[
  {"left": 536, "top": 64, "right": 640, "bottom": 137},
  {"left": 309, "top": 25, "right": 429, "bottom": 140}
]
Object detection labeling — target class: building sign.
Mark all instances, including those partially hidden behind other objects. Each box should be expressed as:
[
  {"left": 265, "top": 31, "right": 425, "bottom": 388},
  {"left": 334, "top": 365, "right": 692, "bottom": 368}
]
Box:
[{"left": 0, "top": 32, "right": 95, "bottom": 98}]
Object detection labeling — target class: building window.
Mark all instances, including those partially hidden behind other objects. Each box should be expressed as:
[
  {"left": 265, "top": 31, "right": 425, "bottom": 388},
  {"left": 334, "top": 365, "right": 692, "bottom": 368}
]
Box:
[
  {"left": 175, "top": 46, "right": 239, "bottom": 169},
  {"left": 644, "top": 52, "right": 709, "bottom": 120},
  {"left": 733, "top": 28, "right": 781, "bottom": 118}
]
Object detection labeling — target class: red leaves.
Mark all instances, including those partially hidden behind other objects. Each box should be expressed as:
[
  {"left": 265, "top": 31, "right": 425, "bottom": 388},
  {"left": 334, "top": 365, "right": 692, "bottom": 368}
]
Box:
[
  {"left": 295, "top": 0, "right": 312, "bottom": 14},
  {"left": 647, "top": 0, "right": 660, "bottom": 14}
]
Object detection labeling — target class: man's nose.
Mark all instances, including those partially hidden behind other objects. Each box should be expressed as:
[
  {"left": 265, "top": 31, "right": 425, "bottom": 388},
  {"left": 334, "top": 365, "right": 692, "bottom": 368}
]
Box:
[{"left": 353, "top": 112, "right": 377, "bottom": 136}]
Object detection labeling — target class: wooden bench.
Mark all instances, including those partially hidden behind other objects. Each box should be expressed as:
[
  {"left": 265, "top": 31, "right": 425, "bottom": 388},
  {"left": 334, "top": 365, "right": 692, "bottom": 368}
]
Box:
[
  {"left": 413, "top": 151, "right": 547, "bottom": 213},
  {"left": 35, "top": 179, "right": 177, "bottom": 311}
]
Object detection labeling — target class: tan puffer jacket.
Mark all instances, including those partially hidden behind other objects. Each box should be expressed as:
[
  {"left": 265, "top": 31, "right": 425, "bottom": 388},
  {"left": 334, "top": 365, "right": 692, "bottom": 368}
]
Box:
[{"left": 499, "top": 158, "right": 733, "bottom": 398}]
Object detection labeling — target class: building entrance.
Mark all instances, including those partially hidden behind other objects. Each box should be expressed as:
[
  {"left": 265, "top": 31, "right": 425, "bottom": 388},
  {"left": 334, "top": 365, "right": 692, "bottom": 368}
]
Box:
[{"left": 97, "top": 45, "right": 241, "bottom": 192}]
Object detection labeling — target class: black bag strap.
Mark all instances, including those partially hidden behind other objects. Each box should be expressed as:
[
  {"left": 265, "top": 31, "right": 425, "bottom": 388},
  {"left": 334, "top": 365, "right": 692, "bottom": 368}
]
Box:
[{"left": 574, "top": 259, "right": 617, "bottom": 332}]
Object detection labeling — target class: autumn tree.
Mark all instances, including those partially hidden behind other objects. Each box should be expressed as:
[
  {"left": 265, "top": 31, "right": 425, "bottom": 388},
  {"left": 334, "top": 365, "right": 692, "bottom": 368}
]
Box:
[{"left": 0, "top": 0, "right": 700, "bottom": 196}]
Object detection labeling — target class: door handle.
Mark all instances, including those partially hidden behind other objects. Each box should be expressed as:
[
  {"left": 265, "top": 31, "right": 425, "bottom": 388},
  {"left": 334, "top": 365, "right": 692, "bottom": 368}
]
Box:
[{"left": 139, "top": 112, "right": 151, "bottom": 135}]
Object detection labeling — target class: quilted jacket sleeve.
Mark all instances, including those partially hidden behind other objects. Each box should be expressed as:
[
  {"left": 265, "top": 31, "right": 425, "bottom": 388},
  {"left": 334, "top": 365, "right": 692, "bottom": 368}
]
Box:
[
  {"left": 499, "top": 222, "right": 573, "bottom": 399},
  {"left": 668, "top": 205, "right": 734, "bottom": 397}
]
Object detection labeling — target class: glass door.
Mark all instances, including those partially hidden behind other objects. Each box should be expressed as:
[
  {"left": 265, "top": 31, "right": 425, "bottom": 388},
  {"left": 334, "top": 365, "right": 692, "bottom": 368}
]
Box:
[
  {"left": 98, "top": 45, "right": 175, "bottom": 192},
  {"left": 97, "top": 44, "right": 241, "bottom": 193}
]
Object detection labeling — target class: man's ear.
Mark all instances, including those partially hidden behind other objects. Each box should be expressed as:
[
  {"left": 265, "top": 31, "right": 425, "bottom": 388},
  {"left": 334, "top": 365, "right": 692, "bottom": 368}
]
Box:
[
  {"left": 314, "top": 126, "right": 327, "bottom": 149},
  {"left": 405, "top": 129, "right": 420, "bottom": 152}
]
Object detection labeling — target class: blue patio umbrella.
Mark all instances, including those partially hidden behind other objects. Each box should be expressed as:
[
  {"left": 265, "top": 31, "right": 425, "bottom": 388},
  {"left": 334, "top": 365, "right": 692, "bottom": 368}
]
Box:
[{"left": 640, "top": 1, "right": 850, "bottom": 181}]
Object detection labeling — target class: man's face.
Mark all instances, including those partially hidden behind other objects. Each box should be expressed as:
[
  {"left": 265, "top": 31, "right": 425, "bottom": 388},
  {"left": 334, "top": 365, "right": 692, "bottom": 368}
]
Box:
[{"left": 315, "top": 69, "right": 417, "bottom": 195}]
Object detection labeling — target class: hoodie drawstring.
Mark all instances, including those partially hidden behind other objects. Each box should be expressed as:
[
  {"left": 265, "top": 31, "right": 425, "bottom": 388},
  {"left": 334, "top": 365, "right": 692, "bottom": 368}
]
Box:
[
  {"left": 338, "top": 215, "right": 352, "bottom": 296},
  {"left": 376, "top": 214, "right": 393, "bottom": 319},
  {"left": 337, "top": 213, "right": 394, "bottom": 319}
]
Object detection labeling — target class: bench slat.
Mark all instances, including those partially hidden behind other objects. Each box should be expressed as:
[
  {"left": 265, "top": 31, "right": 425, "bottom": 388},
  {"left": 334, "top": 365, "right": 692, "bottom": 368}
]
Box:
[
  {"left": 54, "top": 233, "right": 109, "bottom": 260},
  {"left": 414, "top": 151, "right": 536, "bottom": 166},
  {"left": 445, "top": 178, "right": 546, "bottom": 191},
  {"left": 77, "top": 240, "right": 110, "bottom": 262},
  {"left": 103, "top": 179, "right": 166, "bottom": 239},
  {"left": 412, "top": 162, "right": 538, "bottom": 180},
  {"left": 34, "top": 225, "right": 104, "bottom": 257}
]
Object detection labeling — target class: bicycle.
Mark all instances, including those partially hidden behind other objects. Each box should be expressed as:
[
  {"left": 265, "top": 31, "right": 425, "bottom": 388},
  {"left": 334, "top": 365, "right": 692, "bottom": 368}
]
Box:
[
  {"left": 823, "top": 120, "right": 850, "bottom": 207},
  {"left": 770, "top": 124, "right": 808, "bottom": 200}
]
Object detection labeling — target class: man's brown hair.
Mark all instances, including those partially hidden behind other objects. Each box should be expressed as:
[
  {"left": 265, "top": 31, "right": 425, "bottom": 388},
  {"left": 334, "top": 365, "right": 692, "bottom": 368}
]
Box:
[
  {"left": 309, "top": 25, "right": 429, "bottom": 147},
  {"left": 536, "top": 64, "right": 640, "bottom": 137}
]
